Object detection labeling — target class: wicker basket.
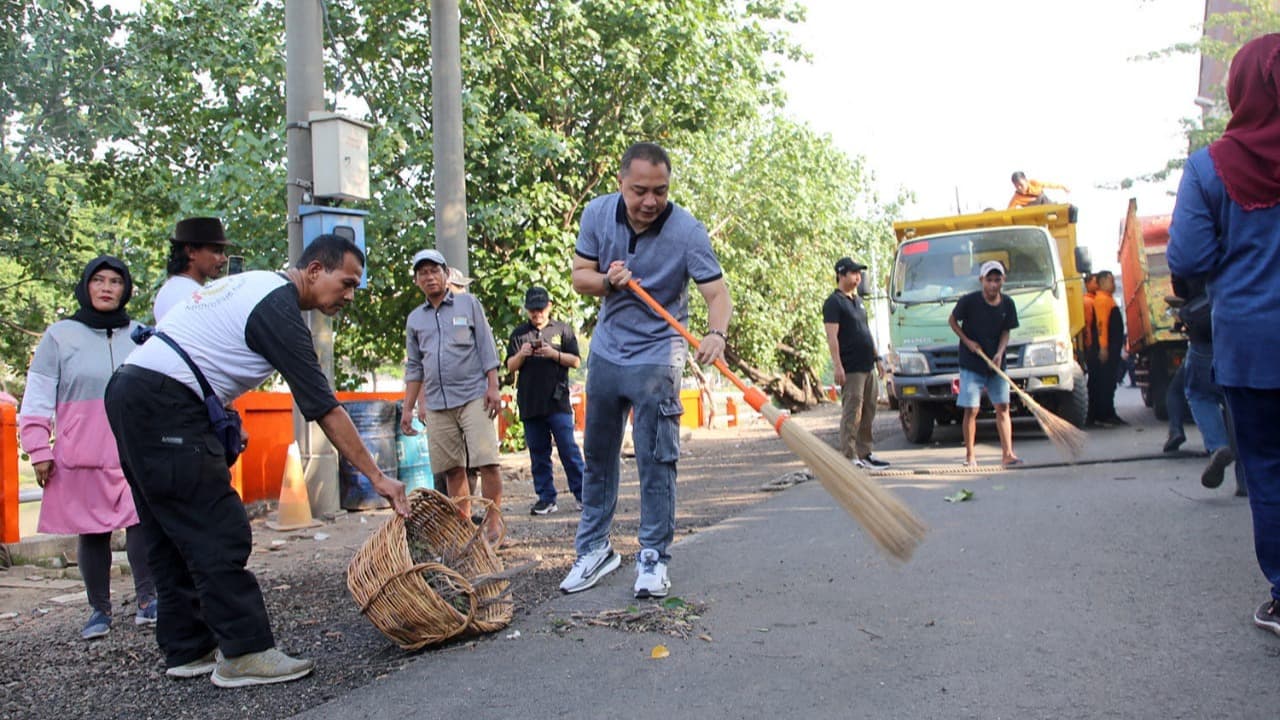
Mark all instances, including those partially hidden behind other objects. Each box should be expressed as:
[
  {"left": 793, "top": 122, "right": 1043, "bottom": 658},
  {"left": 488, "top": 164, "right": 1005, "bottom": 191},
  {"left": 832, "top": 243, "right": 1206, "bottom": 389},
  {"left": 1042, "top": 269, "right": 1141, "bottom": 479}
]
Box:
[{"left": 346, "top": 489, "right": 514, "bottom": 650}]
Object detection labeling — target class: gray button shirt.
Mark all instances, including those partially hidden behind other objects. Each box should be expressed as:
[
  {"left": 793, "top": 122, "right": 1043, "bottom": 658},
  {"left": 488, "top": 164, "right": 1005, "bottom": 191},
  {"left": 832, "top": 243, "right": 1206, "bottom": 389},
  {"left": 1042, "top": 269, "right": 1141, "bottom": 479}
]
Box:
[{"left": 404, "top": 291, "right": 500, "bottom": 411}]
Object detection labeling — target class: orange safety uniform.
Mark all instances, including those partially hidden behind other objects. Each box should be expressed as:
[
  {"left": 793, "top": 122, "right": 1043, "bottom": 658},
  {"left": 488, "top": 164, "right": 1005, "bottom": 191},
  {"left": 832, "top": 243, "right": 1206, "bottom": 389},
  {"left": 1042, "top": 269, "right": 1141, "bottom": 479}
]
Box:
[
  {"left": 1092, "top": 288, "right": 1119, "bottom": 354},
  {"left": 1081, "top": 276, "right": 1099, "bottom": 349},
  {"left": 1009, "top": 179, "right": 1068, "bottom": 209}
]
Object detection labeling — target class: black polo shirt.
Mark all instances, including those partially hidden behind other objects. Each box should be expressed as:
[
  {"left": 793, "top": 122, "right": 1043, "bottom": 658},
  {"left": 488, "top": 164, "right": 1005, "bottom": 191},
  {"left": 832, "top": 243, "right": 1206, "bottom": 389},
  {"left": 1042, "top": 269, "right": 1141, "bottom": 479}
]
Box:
[
  {"left": 506, "top": 319, "right": 578, "bottom": 420},
  {"left": 822, "top": 289, "right": 877, "bottom": 373}
]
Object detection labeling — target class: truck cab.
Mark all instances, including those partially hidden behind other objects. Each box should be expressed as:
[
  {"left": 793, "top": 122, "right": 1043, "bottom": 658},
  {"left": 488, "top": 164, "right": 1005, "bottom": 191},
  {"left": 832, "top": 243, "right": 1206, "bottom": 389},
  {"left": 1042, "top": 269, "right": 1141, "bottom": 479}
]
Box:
[{"left": 888, "top": 204, "right": 1090, "bottom": 443}]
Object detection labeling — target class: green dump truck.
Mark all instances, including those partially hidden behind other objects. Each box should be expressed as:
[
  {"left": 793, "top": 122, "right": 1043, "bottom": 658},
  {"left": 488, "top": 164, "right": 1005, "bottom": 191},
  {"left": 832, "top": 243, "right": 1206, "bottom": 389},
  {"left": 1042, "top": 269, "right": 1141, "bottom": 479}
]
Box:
[{"left": 886, "top": 204, "right": 1091, "bottom": 443}]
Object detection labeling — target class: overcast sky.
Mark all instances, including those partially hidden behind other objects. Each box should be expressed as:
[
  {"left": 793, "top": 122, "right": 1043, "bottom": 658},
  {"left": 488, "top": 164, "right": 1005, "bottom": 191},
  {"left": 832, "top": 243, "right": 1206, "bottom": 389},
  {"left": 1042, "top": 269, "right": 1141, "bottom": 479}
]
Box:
[{"left": 780, "top": 0, "right": 1206, "bottom": 269}]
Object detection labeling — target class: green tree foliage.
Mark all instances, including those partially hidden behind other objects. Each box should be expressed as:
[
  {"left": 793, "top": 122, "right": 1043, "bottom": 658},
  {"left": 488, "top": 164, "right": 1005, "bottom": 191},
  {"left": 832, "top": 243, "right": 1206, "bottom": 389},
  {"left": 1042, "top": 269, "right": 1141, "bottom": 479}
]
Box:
[
  {"left": 1140, "top": 1, "right": 1280, "bottom": 183},
  {"left": 678, "top": 114, "right": 904, "bottom": 404},
  {"left": 0, "top": 1, "right": 135, "bottom": 391},
  {"left": 1, "top": 0, "right": 899, "bottom": 407}
]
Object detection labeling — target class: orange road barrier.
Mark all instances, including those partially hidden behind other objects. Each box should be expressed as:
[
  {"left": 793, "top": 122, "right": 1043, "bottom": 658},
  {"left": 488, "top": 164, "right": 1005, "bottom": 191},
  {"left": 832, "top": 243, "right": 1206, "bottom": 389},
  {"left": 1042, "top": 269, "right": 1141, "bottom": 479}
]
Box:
[{"left": 1, "top": 402, "right": 18, "bottom": 544}]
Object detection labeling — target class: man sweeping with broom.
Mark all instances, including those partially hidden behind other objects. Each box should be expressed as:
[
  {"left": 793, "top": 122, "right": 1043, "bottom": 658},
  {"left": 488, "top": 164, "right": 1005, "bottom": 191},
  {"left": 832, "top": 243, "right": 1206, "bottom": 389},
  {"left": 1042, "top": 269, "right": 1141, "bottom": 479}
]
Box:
[
  {"left": 949, "top": 260, "right": 1023, "bottom": 468},
  {"left": 560, "top": 141, "right": 732, "bottom": 599}
]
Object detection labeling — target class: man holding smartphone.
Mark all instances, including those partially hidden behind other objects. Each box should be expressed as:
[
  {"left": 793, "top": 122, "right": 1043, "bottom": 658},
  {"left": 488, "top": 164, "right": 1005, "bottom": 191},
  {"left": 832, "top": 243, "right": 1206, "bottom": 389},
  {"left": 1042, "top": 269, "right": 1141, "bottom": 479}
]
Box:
[{"left": 506, "top": 286, "right": 585, "bottom": 515}]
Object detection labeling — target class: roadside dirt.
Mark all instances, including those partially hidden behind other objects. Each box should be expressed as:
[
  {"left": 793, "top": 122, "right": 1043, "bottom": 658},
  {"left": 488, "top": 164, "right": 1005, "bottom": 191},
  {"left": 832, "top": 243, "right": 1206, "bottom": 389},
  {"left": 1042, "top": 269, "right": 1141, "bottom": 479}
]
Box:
[{"left": 0, "top": 404, "right": 865, "bottom": 720}]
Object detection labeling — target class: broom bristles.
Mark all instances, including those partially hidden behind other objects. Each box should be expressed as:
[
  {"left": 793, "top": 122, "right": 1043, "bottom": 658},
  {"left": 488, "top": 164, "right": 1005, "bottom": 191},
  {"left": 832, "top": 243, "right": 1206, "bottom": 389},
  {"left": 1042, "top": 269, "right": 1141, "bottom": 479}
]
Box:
[
  {"left": 977, "top": 351, "right": 1087, "bottom": 461},
  {"left": 760, "top": 405, "right": 926, "bottom": 561}
]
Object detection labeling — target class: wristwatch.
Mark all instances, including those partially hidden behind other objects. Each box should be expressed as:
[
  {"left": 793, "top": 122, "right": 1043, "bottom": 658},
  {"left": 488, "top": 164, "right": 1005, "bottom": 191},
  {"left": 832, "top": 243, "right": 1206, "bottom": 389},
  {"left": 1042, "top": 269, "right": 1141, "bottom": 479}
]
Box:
[{"left": 706, "top": 329, "right": 727, "bottom": 340}]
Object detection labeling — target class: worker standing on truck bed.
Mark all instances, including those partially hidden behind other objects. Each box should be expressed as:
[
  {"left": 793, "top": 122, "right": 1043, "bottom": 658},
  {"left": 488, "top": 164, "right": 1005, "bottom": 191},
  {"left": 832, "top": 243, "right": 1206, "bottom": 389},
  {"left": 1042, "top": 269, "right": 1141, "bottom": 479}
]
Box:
[{"left": 1008, "top": 171, "right": 1070, "bottom": 208}]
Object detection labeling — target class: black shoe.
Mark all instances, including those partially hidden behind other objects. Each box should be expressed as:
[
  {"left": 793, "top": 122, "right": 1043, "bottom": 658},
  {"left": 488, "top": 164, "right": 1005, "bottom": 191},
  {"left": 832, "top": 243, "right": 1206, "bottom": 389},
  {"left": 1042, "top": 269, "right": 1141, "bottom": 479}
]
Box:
[
  {"left": 1236, "top": 484, "right": 1249, "bottom": 498},
  {"left": 1104, "top": 415, "right": 1128, "bottom": 426},
  {"left": 1163, "top": 433, "right": 1186, "bottom": 453},
  {"left": 530, "top": 499, "right": 558, "bottom": 516},
  {"left": 1255, "top": 599, "right": 1280, "bottom": 636},
  {"left": 859, "top": 454, "right": 891, "bottom": 469},
  {"left": 1201, "top": 447, "right": 1235, "bottom": 489}
]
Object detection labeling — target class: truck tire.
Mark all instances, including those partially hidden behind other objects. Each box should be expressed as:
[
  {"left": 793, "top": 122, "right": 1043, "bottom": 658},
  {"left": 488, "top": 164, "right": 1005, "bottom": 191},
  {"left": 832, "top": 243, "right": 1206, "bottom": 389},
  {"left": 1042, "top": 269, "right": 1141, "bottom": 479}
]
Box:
[
  {"left": 1150, "top": 372, "right": 1169, "bottom": 421},
  {"left": 900, "top": 399, "right": 935, "bottom": 444},
  {"left": 1055, "top": 368, "right": 1089, "bottom": 428}
]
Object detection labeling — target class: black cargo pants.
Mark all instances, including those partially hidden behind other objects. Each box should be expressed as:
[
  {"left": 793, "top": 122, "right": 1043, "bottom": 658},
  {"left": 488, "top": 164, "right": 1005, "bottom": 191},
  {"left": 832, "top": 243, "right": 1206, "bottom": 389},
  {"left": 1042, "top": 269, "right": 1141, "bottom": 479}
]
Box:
[{"left": 105, "top": 365, "right": 274, "bottom": 668}]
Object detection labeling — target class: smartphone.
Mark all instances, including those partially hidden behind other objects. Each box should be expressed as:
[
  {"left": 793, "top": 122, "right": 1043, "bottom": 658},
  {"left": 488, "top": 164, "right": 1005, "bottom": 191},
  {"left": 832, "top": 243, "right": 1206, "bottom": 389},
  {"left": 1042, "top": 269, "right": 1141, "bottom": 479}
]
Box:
[{"left": 227, "top": 255, "right": 245, "bottom": 275}]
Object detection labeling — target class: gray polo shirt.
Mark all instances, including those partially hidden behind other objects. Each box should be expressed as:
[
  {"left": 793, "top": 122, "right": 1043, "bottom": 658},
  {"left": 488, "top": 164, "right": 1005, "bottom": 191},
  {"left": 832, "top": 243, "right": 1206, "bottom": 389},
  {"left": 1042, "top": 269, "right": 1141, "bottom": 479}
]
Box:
[
  {"left": 576, "top": 194, "right": 723, "bottom": 367},
  {"left": 404, "top": 291, "right": 501, "bottom": 411}
]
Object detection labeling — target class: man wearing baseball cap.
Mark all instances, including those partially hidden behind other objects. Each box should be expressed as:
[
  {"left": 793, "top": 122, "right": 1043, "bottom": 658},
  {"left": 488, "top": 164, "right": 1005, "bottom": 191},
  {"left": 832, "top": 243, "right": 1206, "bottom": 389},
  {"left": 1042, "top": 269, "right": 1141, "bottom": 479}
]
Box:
[
  {"left": 400, "top": 249, "right": 505, "bottom": 544},
  {"left": 949, "top": 260, "right": 1022, "bottom": 467},
  {"left": 506, "top": 286, "right": 585, "bottom": 516},
  {"left": 823, "top": 257, "right": 888, "bottom": 468},
  {"left": 154, "top": 217, "right": 230, "bottom": 322}
]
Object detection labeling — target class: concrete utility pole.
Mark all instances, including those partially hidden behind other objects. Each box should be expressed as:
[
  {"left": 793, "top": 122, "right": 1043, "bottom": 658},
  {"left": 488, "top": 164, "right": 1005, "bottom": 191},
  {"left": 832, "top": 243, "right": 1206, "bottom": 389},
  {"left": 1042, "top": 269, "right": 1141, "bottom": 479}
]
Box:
[
  {"left": 431, "top": 0, "right": 468, "bottom": 272},
  {"left": 285, "top": 0, "right": 340, "bottom": 516}
]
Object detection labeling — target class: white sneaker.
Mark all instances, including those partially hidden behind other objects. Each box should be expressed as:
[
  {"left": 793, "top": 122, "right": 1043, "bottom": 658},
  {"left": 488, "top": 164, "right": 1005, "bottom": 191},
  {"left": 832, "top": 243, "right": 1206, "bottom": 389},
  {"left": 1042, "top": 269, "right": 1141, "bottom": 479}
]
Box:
[
  {"left": 166, "top": 649, "right": 224, "bottom": 679},
  {"left": 633, "top": 548, "right": 670, "bottom": 599},
  {"left": 559, "top": 544, "right": 621, "bottom": 594}
]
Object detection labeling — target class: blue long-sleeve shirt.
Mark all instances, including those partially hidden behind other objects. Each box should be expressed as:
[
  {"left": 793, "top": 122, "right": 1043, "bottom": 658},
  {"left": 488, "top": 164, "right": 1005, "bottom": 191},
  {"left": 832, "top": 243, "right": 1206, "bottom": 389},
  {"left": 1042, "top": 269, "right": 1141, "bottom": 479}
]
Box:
[{"left": 1168, "top": 147, "right": 1280, "bottom": 388}]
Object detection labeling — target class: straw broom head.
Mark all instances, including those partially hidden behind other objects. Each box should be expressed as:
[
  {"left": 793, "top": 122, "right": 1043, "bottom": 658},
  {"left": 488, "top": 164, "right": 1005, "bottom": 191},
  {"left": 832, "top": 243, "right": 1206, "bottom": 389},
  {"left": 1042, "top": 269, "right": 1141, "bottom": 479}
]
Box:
[
  {"left": 976, "top": 350, "right": 1087, "bottom": 461},
  {"left": 757, "top": 402, "right": 927, "bottom": 561},
  {"left": 621, "top": 279, "right": 926, "bottom": 561}
]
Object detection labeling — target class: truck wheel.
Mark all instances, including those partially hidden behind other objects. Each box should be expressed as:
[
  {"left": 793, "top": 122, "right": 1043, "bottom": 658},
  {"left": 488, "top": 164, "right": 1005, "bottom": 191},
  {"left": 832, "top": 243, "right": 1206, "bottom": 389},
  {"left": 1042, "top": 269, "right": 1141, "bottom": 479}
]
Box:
[
  {"left": 899, "top": 400, "right": 934, "bottom": 444},
  {"left": 1056, "top": 368, "right": 1088, "bottom": 428},
  {"left": 1150, "top": 373, "right": 1169, "bottom": 421}
]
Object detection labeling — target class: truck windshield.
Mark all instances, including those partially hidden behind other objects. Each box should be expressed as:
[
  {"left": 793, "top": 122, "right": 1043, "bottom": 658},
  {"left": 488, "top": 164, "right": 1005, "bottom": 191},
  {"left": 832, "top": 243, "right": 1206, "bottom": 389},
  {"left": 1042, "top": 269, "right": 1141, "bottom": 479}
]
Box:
[{"left": 892, "top": 228, "right": 1055, "bottom": 303}]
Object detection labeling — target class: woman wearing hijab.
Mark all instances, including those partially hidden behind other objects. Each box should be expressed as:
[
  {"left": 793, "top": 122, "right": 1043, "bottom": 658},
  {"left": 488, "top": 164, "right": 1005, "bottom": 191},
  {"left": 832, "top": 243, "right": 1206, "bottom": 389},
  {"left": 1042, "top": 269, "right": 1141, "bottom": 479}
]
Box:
[
  {"left": 1168, "top": 34, "right": 1280, "bottom": 637},
  {"left": 19, "top": 255, "right": 156, "bottom": 640}
]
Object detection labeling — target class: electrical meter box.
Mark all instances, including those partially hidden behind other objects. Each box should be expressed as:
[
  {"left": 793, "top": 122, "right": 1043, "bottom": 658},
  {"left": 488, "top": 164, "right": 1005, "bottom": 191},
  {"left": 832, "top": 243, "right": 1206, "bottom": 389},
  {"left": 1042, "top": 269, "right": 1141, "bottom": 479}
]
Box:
[
  {"left": 300, "top": 205, "right": 369, "bottom": 288},
  {"left": 310, "top": 112, "right": 372, "bottom": 201}
]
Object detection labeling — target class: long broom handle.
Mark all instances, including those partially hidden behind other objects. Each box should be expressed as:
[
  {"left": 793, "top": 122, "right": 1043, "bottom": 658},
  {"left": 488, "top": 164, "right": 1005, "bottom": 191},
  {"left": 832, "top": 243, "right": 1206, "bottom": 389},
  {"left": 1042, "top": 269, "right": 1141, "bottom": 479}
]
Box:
[{"left": 625, "top": 280, "right": 770, "bottom": 414}]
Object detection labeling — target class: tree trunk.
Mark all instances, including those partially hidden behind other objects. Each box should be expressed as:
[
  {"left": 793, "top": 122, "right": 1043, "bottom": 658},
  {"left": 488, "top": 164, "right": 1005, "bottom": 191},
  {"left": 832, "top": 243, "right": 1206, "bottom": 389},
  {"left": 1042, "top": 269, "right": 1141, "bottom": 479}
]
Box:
[
  {"left": 723, "top": 348, "right": 821, "bottom": 411},
  {"left": 685, "top": 356, "right": 715, "bottom": 428}
]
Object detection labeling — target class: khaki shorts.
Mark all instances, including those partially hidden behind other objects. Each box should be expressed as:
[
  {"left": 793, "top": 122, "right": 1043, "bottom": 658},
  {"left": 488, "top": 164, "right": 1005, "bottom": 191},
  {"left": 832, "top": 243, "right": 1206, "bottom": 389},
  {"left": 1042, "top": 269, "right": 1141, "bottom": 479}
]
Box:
[{"left": 424, "top": 396, "right": 500, "bottom": 473}]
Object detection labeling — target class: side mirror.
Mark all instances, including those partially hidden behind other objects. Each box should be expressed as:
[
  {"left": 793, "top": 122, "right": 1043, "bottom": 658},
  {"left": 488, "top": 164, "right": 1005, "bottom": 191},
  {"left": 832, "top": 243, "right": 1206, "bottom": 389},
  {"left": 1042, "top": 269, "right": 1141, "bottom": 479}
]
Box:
[
  {"left": 858, "top": 273, "right": 874, "bottom": 297},
  {"left": 1074, "top": 246, "right": 1093, "bottom": 275}
]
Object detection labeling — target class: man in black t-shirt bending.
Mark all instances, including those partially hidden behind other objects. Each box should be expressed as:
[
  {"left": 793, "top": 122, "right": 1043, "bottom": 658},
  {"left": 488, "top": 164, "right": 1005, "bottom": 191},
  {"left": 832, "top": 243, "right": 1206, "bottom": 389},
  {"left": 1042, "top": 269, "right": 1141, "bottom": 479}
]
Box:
[{"left": 948, "top": 260, "right": 1021, "bottom": 468}]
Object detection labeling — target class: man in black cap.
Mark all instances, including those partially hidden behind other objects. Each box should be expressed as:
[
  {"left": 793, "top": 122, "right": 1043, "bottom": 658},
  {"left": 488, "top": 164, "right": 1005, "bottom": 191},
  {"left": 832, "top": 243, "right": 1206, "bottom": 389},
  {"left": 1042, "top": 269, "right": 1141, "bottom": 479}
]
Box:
[
  {"left": 823, "top": 257, "right": 888, "bottom": 468},
  {"left": 506, "top": 286, "right": 585, "bottom": 515},
  {"left": 154, "top": 217, "right": 230, "bottom": 322}
]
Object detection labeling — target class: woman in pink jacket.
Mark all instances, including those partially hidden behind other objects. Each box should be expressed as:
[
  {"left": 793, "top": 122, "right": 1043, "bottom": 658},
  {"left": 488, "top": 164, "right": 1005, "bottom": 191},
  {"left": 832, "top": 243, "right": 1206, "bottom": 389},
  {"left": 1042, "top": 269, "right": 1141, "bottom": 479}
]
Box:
[{"left": 20, "top": 255, "right": 155, "bottom": 640}]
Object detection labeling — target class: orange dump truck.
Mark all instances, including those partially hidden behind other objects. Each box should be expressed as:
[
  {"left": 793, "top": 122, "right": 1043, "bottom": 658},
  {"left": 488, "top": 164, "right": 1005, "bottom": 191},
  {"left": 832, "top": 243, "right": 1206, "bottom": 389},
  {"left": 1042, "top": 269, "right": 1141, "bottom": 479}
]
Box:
[{"left": 1118, "top": 198, "right": 1186, "bottom": 421}]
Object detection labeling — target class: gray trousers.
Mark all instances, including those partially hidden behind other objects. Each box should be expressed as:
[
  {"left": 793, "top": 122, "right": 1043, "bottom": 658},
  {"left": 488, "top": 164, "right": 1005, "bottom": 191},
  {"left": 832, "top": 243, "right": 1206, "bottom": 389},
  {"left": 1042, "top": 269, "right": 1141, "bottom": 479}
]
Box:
[{"left": 574, "top": 356, "right": 683, "bottom": 561}]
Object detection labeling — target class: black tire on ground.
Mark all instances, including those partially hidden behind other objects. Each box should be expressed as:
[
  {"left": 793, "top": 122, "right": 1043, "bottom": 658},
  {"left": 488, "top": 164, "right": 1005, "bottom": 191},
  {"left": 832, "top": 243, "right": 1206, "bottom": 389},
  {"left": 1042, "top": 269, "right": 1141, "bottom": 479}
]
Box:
[
  {"left": 1149, "top": 367, "right": 1169, "bottom": 422},
  {"left": 900, "top": 399, "right": 935, "bottom": 444},
  {"left": 1055, "top": 368, "right": 1088, "bottom": 428}
]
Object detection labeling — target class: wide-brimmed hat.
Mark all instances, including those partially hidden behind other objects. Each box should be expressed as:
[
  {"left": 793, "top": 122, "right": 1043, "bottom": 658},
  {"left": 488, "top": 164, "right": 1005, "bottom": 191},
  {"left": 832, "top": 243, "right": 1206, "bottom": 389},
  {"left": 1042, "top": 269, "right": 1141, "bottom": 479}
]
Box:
[
  {"left": 448, "top": 267, "right": 473, "bottom": 288},
  {"left": 171, "top": 217, "right": 228, "bottom": 245}
]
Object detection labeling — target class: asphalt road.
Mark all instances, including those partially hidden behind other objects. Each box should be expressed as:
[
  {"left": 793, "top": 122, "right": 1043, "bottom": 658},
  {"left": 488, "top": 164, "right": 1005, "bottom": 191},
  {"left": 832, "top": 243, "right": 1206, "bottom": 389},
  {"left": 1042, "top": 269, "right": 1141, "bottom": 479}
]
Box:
[{"left": 296, "top": 387, "right": 1276, "bottom": 719}]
